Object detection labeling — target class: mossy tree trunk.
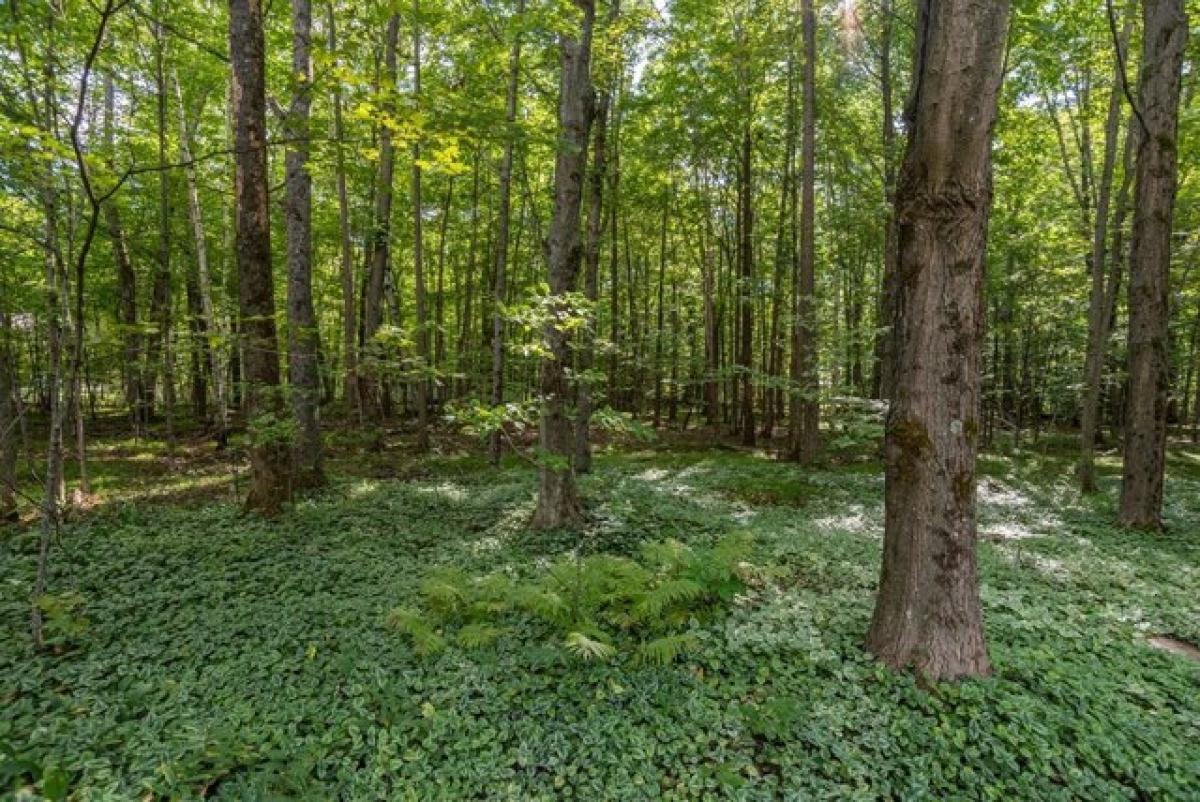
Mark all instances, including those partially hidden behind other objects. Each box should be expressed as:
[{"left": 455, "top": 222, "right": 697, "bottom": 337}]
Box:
[{"left": 866, "top": 0, "right": 1011, "bottom": 682}]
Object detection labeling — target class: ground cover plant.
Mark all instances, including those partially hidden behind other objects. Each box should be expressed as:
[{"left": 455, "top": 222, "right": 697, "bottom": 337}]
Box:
[{"left": 2, "top": 435, "right": 1197, "bottom": 800}]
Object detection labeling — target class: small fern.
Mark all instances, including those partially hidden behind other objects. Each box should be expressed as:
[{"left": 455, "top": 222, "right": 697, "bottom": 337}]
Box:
[
  {"left": 633, "top": 578, "right": 706, "bottom": 620},
  {"left": 564, "top": 631, "right": 617, "bottom": 661},
  {"left": 386, "top": 607, "right": 447, "bottom": 656},
  {"left": 636, "top": 633, "right": 700, "bottom": 666},
  {"left": 456, "top": 623, "right": 507, "bottom": 650}
]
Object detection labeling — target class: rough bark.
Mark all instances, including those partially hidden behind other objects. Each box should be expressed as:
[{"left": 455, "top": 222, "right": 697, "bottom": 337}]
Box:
[
  {"left": 866, "top": 0, "right": 1011, "bottom": 681},
  {"left": 231, "top": 0, "right": 292, "bottom": 514},
  {"left": 531, "top": 0, "right": 594, "bottom": 530},
  {"left": 1119, "top": 0, "right": 1187, "bottom": 530},
  {"left": 286, "top": 0, "right": 324, "bottom": 486},
  {"left": 153, "top": 12, "right": 175, "bottom": 452},
  {"left": 489, "top": 0, "right": 525, "bottom": 466}
]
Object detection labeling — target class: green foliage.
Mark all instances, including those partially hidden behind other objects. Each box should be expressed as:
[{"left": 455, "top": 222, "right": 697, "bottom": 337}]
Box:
[
  {"left": 2, "top": 448, "right": 1198, "bottom": 799},
  {"left": 389, "top": 533, "right": 756, "bottom": 665}
]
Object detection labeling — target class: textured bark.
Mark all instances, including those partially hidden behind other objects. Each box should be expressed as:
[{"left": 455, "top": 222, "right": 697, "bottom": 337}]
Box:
[
  {"left": 1079, "top": 9, "right": 1133, "bottom": 493},
  {"left": 326, "top": 4, "right": 360, "bottom": 418},
  {"left": 653, "top": 201, "right": 668, "bottom": 428},
  {"left": 153, "top": 13, "right": 175, "bottom": 452},
  {"left": 762, "top": 41, "right": 795, "bottom": 441},
  {"left": 286, "top": 0, "right": 324, "bottom": 486},
  {"left": 575, "top": 43, "right": 614, "bottom": 474},
  {"left": 489, "top": 0, "right": 525, "bottom": 466},
  {"left": 866, "top": 0, "right": 1011, "bottom": 681},
  {"left": 411, "top": 0, "right": 431, "bottom": 453},
  {"left": 531, "top": 0, "right": 594, "bottom": 530},
  {"left": 788, "top": 0, "right": 818, "bottom": 463},
  {"left": 231, "top": 0, "right": 291, "bottom": 514},
  {"left": 1119, "top": 0, "right": 1187, "bottom": 530}
]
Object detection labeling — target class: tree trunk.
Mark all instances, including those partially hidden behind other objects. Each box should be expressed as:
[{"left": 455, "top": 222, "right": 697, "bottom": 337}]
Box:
[
  {"left": 737, "top": 125, "right": 756, "bottom": 447},
  {"left": 489, "top": 0, "right": 525, "bottom": 466},
  {"left": 231, "top": 0, "right": 292, "bottom": 514},
  {"left": 866, "top": 0, "right": 1011, "bottom": 681},
  {"left": 363, "top": 14, "right": 400, "bottom": 416},
  {"left": 653, "top": 200, "right": 669, "bottom": 428},
  {"left": 0, "top": 314, "right": 17, "bottom": 522},
  {"left": 531, "top": 0, "right": 594, "bottom": 530},
  {"left": 575, "top": 26, "right": 615, "bottom": 473},
  {"left": 789, "top": 0, "right": 819, "bottom": 463},
  {"left": 1078, "top": 12, "right": 1133, "bottom": 491},
  {"left": 286, "top": 0, "right": 324, "bottom": 486},
  {"left": 153, "top": 12, "right": 175, "bottom": 453},
  {"left": 411, "top": 0, "right": 431, "bottom": 452},
  {"left": 1119, "top": 0, "right": 1187, "bottom": 530}
]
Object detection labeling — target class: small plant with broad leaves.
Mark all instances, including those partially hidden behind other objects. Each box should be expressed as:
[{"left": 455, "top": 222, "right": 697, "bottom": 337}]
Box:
[{"left": 387, "top": 533, "right": 756, "bottom": 665}]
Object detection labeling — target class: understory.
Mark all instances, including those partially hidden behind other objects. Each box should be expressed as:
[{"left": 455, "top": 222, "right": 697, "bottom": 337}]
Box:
[{"left": 2, "top": 434, "right": 1198, "bottom": 800}]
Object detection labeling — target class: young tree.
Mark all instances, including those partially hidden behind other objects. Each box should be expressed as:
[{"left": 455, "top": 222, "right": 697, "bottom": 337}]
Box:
[
  {"left": 1119, "top": 0, "right": 1188, "bottom": 529},
  {"left": 286, "top": 0, "right": 324, "bottom": 485},
  {"left": 531, "top": 0, "right": 595, "bottom": 529},
  {"left": 231, "top": 0, "right": 292, "bottom": 514},
  {"left": 866, "top": 0, "right": 1011, "bottom": 680},
  {"left": 490, "top": 0, "right": 526, "bottom": 466},
  {"left": 411, "top": 0, "right": 431, "bottom": 453}
]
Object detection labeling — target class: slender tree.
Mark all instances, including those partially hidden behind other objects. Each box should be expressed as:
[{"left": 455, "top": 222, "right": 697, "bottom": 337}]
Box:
[
  {"left": 531, "top": 0, "right": 595, "bottom": 529},
  {"left": 866, "top": 0, "right": 1011, "bottom": 680},
  {"left": 231, "top": 0, "right": 292, "bottom": 514}
]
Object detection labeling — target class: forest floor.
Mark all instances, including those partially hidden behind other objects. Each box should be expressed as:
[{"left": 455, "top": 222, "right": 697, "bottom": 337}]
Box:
[{"left": 2, "top": 421, "right": 1199, "bottom": 800}]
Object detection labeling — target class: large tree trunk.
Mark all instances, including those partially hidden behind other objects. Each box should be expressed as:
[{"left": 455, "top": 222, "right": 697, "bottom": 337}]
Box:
[
  {"left": 1119, "top": 0, "right": 1187, "bottom": 530},
  {"left": 363, "top": 15, "right": 400, "bottom": 416},
  {"left": 788, "top": 0, "right": 819, "bottom": 463},
  {"left": 231, "top": 0, "right": 292, "bottom": 515},
  {"left": 866, "top": 0, "right": 1011, "bottom": 681},
  {"left": 531, "top": 0, "right": 595, "bottom": 530},
  {"left": 411, "top": 0, "right": 431, "bottom": 453},
  {"left": 1079, "top": 10, "right": 1133, "bottom": 493},
  {"left": 575, "top": 23, "right": 616, "bottom": 473},
  {"left": 286, "top": 0, "right": 324, "bottom": 486},
  {"left": 489, "top": 0, "right": 525, "bottom": 465}
]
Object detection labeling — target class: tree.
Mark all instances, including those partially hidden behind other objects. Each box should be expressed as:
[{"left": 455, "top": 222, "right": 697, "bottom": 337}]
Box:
[
  {"left": 531, "top": 0, "right": 595, "bottom": 530},
  {"left": 411, "top": 0, "right": 431, "bottom": 453},
  {"left": 1119, "top": 0, "right": 1188, "bottom": 529},
  {"left": 286, "top": 0, "right": 324, "bottom": 486},
  {"left": 866, "top": 0, "right": 1011, "bottom": 681},
  {"left": 231, "top": 0, "right": 292, "bottom": 514}
]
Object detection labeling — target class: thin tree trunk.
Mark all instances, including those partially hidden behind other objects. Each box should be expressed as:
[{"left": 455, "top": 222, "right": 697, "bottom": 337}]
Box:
[
  {"left": 489, "top": 0, "right": 525, "bottom": 465},
  {"left": 737, "top": 125, "right": 755, "bottom": 447},
  {"left": 411, "top": 0, "right": 431, "bottom": 452},
  {"left": 873, "top": 0, "right": 898, "bottom": 400},
  {"left": 531, "top": 0, "right": 595, "bottom": 530},
  {"left": 153, "top": 10, "right": 175, "bottom": 453},
  {"left": 866, "top": 0, "right": 1011, "bottom": 681},
  {"left": 653, "top": 199, "right": 669, "bottom": 428},
  {"left": 286, "top": 0, "right": 324, "bottom": 486},
  {"left": 1119, "top": 0, "right": 1187, "bottom": 530},
  {"left": 231, "top": 0, "right": 292, "bottom": 514},
  {"left": 0, "top": 314, "right": 18, "bottom": 521}
]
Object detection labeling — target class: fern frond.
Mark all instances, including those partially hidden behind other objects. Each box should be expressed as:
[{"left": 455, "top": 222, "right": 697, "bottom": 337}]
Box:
[
  {"left": 564, "top": 631, "right": 617, "bottom": 661},
  {"left": 386, "top": 607, "right": 447, "bottom": 656},
  {"left": 509, "top": 586, "right": 570, "bottom": 625},
  {"left": 639, "top": 538, "right": 689, "bottom": 571},
  {"left": 456, "top": 624, "right": 507, "bottom": 650},
  {"left": 633, "top": 578, "right": 705, "bottom": 620},
  {"left": 636, "top": 633, "right": 699, "bottom": 665},
  {"left": 420, "top": 567, "right": 470, "bottom": 614}
]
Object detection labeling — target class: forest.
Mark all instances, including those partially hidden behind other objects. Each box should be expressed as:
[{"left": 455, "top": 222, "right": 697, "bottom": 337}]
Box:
[{"left": 1, "top": 0, "right": 1199, "bottom": 798}]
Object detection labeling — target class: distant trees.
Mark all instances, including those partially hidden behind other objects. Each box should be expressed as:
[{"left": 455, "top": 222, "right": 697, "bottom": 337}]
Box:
[{"left": 866, "top": 0, "right": 1012, "bottom": 680}]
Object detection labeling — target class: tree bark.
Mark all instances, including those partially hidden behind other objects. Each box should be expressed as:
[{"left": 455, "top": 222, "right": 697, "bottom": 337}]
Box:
[
  {"left": 737, "top": 124, "right": 756, "bottom": 447},
  {"left": 872, "top": 0, "right": 898, "bottom": 401},
  {"left": 231, "top": 0, "right": 292, "bottom": 514},
  {"left": 489, "top": 0, "right": 525, "bottom": 466},
  {"left": 866, "top": 0, "right": 1011, "bottom": 681},
  {"left": 153, "top": 10, "right": 175, "bottom": 453},
  {"left": 1119, "top": 0, "right": 1187, "bottom": 530},
  {"left": 411, "top": 0, "right": 431, "bottom": 453},
  {"left": 0, "top": 314, "right": 17, "bottom": 522},
  {"left": 286, "top": 0, "right": 324, "bottom": 486},
  {"left": 531, "top": 0, "right": 594, "bottom": 530}
]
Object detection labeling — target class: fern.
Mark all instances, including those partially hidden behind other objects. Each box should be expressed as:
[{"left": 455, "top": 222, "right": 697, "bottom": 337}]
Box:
[
  {"left": 420, "top": 567, "right": 470, "bottom": 614},
  {"left": 456, "top": 624, "right": 507, "bottom": 650},
  {"left": 636, "top": 633, "right": 700, "bottom": 666},
  {"left": 386, "top": 607, "right": 447, "bottom": 656},
  {"left": 633, "top": 578, "right": 705, "bottom": 620},
  {"left": 509, "top": 585, "right": 570, "bottom": 626},
  {"left": 564, "top": 631, "right": 617, "bottom": 661}
]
